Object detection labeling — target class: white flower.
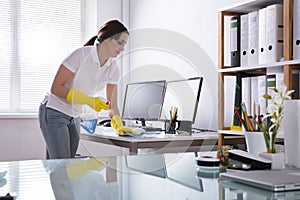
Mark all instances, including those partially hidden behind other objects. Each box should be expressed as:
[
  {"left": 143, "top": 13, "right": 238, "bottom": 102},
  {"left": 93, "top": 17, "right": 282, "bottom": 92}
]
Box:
[
  {"left": 272, "top": 94, "right": 283, "bottom": 105},
  {"left": 259, "top": 84, "right": 294, "bottom": 153}
]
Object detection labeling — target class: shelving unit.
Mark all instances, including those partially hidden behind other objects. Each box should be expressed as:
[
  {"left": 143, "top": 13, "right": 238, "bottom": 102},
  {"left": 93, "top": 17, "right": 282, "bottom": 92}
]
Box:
[{"left": 218, "top": 0, "right": 300, "bottom": 149}]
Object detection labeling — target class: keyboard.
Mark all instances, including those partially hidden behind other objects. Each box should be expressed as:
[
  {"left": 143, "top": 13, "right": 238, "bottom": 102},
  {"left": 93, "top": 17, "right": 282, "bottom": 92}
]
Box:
[
  {"left": 141, "top": 127, "right": 162, "bottom": 132},
  {"left": 129, "top": 125, "right": 162, "bottom": 132}
]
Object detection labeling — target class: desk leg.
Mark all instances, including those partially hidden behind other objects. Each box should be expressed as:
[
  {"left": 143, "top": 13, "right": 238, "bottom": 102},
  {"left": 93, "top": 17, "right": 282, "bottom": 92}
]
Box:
[
  {"left": 219, "top": 180, "right": 225, "bottom": 200},
  {"left": 106, "top": 157, "right": 117, "bottom": 182},
  {"left": 129, "top": 142, "right": 138, "bottom": 155}
]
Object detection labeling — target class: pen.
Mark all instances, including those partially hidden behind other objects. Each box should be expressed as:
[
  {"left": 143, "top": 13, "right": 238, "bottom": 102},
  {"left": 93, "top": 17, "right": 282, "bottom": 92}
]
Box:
[
  {"left": 241, "top": 104, "right": 249, "bottom": 131},
  {"left": 258, "top": 104, "right": 262, "bottom": 125},
  {"left": 172, "top": 106, "right": 178, "bottom": 120},
  {"left": 168, "top": 106, "right": 174, "bottom": 132},
  {"left": 253, "top": 102, "right": 256, "bottom": 121},
  {"left": 234, "top": 106, "right": 246, "bottom": 130},
  {"left": 242, "top": 103, "right": 253, "bottom": 131},
  {"left": 253, "top": 102, "right": 257, "bottom": 130}
]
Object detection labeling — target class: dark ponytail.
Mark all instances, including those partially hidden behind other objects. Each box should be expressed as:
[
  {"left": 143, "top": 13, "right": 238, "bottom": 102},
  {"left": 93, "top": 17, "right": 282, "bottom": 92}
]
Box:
[
  {"left": 83, "top": 35, "right": 98, "bottom": 46},
  {"left": 84, "top": 20, "right": 128, "bottom": 46}
]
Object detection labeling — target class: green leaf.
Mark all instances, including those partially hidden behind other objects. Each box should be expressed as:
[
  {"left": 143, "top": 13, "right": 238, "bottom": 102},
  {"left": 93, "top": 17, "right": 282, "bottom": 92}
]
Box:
[{"left": 263, "top": 94, "right": 271, "bottom": 99}]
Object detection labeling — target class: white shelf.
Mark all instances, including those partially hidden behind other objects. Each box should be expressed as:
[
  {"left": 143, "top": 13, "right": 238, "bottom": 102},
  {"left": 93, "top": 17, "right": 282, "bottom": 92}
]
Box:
[
  {"left": 218, "top": 130, "right": 261, "bottom": 135},
  {"left": 218, "top": 130, "right": 284, "bottom": 140},
  {"left": 218, "top": 59, "right": 300, "bottom": 73},
  {"left": 219, "top": 0, "right": 283, "bottom": 13}
]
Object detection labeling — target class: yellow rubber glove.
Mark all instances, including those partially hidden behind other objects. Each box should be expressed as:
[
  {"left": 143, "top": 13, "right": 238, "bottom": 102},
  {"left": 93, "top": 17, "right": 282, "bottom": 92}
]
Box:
[
  {"left": 66, "top": 157, "right": 107, "bottom": 180},
  {"left": 66, "top": 89, "right": 109, "bottom": 112},
  {"left": 111, "top": 115, "right": 138, "bottom": 135}
]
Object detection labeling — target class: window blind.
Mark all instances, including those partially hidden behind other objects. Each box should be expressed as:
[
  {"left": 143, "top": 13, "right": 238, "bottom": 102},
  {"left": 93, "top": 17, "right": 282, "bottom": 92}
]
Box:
[
  {"left": 0, "top": 1, "right": 13, "bottom": 110},
  {"left": 0, "top": 0, "right": 83, "bottom": 113}
]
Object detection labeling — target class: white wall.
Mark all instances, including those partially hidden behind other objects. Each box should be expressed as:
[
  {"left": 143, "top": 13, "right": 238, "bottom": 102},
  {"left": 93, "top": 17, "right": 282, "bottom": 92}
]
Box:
[
  {"left": 123, "top": 2, "right": 245, "bottom": 199},
  {"left": 127, "top": 0, "right": 245, "bottom": 130},
  {"left": 0, "top": 117, "right": 46, "bottom": 161}
]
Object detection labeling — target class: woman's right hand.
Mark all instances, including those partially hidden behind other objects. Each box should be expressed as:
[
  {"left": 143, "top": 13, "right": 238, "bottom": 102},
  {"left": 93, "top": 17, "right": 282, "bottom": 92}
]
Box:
[
  {"left": 67, "top": 89, "right": 109, "bottom": 112},
  {"left": 110, "top": 115, "right": 138, "bottom": 135}
]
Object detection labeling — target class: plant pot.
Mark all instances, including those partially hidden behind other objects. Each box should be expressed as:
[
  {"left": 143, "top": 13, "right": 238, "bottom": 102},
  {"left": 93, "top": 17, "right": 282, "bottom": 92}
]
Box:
[
  {"left": 245, "top": 132, "right": 267, "bottom": 156},
  {"left": 259, "top": 152, "right": 284, "bottom": 169}
]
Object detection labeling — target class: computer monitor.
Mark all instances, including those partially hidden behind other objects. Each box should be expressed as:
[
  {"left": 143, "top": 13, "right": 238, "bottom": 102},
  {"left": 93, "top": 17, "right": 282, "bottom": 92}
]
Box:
[
  {"left": 122, "top": 80, "right": 166, "bottom": 125},
  {"left": 164, "top": 153, "right": 203, "bottom": 191},
  {"left": 125, "top": 154, "right": 167, "bottom": 178},
  {"left": 159, "top": 77, "right": 203, "bottom": 123}
]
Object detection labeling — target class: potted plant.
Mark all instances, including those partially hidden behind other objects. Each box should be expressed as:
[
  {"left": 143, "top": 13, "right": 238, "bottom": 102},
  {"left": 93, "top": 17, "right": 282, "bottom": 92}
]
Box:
[
  {"left": 257, "top": 85, "right": 294, "bottom": 153},
  {"left": 256, "top": 85, "right": 294, "bottom": 169}
]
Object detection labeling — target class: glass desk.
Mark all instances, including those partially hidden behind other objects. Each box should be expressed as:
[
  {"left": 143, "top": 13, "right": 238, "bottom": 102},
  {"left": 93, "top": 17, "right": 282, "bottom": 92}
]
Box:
[{"left": 0, "top": 152, "right": 299, "bottom": 200}]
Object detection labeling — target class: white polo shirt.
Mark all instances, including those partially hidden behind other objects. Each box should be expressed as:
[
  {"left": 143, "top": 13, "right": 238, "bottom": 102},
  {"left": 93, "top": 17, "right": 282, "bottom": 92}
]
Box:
[{"left": 44, "top": 44, "right": 119, "bottom": 117}]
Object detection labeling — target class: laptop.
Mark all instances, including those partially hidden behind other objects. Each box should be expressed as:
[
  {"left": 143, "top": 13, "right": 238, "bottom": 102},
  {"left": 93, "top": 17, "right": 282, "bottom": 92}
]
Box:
[
  {"left": 220, "top": 176, "right": 300, "bottom": 199},
  {"left": 220, "top": 169, "right": 300, "bottom": 192}
]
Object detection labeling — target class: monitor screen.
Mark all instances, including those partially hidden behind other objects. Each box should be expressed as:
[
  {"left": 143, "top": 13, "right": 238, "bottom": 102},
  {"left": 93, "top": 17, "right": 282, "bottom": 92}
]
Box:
[
  {"left": 122, "top": 80, "right": 166, "bottom": 121},
  {"left": 159, "top": 77, "right": 203, "bottom": 123}
]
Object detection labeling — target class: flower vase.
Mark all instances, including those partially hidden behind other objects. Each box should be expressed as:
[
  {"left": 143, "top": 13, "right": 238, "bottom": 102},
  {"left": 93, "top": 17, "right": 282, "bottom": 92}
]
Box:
[{"left": 259, "top": 151, "right": 284, "bottom": 169}]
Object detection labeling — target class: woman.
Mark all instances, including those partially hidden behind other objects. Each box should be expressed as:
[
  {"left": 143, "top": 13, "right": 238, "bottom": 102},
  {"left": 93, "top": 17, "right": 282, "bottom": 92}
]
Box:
[{"left": 39, "top": 20, "right": 137, "bottom": 159}]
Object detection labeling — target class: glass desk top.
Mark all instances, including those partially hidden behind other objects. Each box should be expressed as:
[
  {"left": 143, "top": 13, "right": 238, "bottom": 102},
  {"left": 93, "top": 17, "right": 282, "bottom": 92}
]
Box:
[{"left": 0, "top": 152, "right": 299, "bottom": 200}]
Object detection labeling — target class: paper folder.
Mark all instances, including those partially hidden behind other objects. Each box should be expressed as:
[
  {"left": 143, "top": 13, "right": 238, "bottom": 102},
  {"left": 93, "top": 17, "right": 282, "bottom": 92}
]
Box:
[
  {"left": 266, "top": 73, "right": 284, "bottom": 107},
  {"left": 230, "top": 16, "right": 240, "bottom": 67},
  {"left": 240, "top": 14, "right": 248, "bottom": 67},
  {"left": 241, "top": 77, "right": 251, "bottom": 119},
  {"left": 294, "top": 0, "right": 300, "bottom": 59},
  {"left": 250, "top": 76, "right": 258, "bottom": 117},
  {"left": 266, "top": 4, "right": 283, "bottom": 63},
  {"left": 258, "top": 7, "right": 267, "bottom": 65},
  {"left": 257, "top": 75, "right": 267, "bottom": 116},
  {"left": 248, "top": 11, "right": 259, "bottom": 66}
]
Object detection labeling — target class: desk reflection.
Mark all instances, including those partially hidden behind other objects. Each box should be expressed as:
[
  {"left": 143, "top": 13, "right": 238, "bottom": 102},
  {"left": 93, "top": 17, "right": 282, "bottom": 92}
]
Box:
[
  {"left": 125, "top": 152, "right": 221, "bottom": 192},
  {"left": 46, "top": 157, "right": 118, "bottom": 200},
  {"left": 0, "top": 152, "right": 224, "bottom": 200}
]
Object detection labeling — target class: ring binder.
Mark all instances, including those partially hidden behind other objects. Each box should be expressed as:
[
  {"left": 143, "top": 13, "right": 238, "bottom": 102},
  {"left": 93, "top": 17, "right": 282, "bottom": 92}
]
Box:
[{"left": 230, "top": 16, "right": 241, "bottom": 67}]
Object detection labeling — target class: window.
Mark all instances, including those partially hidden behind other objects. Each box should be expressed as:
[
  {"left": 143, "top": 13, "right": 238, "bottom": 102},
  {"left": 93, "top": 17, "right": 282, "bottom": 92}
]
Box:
[{"left": 0, "top": 0, "right": 84, "bottom": 113}]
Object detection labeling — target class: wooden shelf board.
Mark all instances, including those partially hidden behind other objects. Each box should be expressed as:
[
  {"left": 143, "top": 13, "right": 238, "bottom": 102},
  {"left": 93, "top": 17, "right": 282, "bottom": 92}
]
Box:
[
  {"left": 219, "top": 0, "right": 283, "bottom": 13},
  {"left": 218, "top": 59, "right": 300, "bottom": 73}
]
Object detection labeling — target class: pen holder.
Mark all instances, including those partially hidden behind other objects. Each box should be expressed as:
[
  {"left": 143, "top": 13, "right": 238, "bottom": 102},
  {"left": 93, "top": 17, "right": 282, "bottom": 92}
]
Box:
[{"left": 165, "top": 120, "right": 178, "bottom": 134}]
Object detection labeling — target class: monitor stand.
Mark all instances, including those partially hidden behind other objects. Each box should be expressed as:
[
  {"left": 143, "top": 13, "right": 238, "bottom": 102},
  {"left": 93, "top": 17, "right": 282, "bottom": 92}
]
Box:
[{"left": 141, "top": 119, "right": 146, "bottom": 127}]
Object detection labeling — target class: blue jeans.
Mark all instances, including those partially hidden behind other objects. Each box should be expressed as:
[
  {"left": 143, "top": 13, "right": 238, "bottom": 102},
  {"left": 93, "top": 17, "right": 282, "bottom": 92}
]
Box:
[{"left": 38, "top": 103, "right": 81, "bottom": 159}]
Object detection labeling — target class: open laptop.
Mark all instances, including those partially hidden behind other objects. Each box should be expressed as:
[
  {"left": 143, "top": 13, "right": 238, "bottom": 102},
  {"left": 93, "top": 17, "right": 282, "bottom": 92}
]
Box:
[{"left": 220, "top": 169, "right": 300, "bottom": 192}]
